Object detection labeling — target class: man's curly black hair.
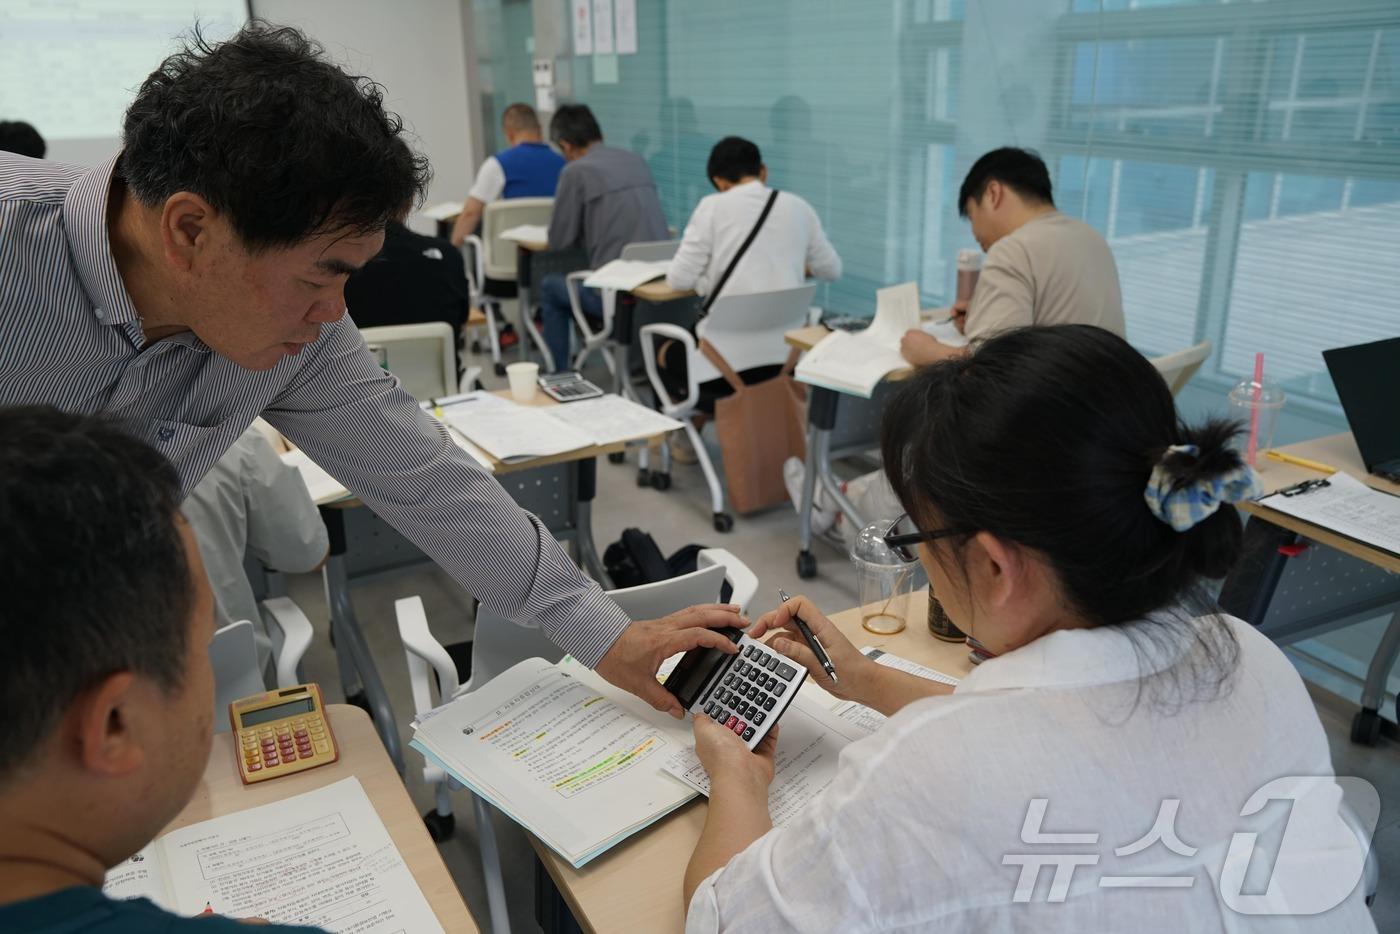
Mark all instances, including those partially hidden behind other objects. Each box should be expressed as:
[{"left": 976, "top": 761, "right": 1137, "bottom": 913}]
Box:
[{"left": 120, "top": 21, "right": 431, "bottom": 251}]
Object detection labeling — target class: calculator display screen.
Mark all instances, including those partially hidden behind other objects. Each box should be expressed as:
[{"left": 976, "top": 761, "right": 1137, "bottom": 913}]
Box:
[
  {"left": 664, "top": 627, "right": 744, "bottom": 708},
  {"left": 240, "top": 697, "right": 315, "bottom": 726}
]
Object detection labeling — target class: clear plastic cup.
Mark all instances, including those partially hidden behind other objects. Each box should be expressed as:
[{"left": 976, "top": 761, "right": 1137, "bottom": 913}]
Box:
[
  {"left": 506, "top": 362, "right": 540, "bottom": 402},
  {"left": 852, "top": 522, "right": 916, "bottom": 635},
  {"left": 955, "top": 248, "right": 983, "bottom": 305},
  {"left": 1227, "top": 377, "right": 1286, "bottom": 466}
]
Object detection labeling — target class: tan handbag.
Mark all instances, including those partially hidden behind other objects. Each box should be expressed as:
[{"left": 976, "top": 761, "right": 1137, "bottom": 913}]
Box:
[{"left": 699, "top": 340, "right": 807, "bottom": 515}]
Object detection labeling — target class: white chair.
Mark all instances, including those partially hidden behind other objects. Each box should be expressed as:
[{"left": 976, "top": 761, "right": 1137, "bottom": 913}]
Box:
[
  {"left": 459, "top": 234, "right": 503, "bottom": 374},
  {"left": 209, "top": 596, "right": 317, "bottom": 732},
  {"left": 396, "top": 548, "right": 759, "bottom": 934},
  {"left": 564, "top": 239, "right": 681, "bottom": 389},
  {"left": 479, "top": 197, "right": 554, "bottom": 375},
  {"left": 1150, "top": 340, "right": 1211, "bottom": 397},
  {"left": 640, "top": 285, "right": 817, "bottom": 533},
  {"left": 359, "top": 322, "right": 477, "bottom": 402}
]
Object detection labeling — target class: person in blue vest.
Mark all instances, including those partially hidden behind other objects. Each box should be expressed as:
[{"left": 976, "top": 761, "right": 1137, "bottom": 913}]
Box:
[{"left": 449, "top": 103, "right": 565, "bottom": 246}]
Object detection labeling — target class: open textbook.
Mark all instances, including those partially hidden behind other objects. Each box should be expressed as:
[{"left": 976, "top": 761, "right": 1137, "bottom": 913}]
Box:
[
  {"left": 438, "top": 391, "right": 681, "bottom": 462},
  {"left": 102, "top": 778, "right": 442, "bottom": 932},
  {"left": 795, "top": 282, "right": 922, "bottom": 397},
  {"left": 583, "top": 258, "right": 671, "bottom": 291},
  {"left": 411, "top": 649, "right": 960, "bottom": 867}
]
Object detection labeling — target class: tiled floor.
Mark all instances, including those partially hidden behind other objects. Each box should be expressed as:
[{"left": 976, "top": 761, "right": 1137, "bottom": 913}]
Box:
[{"left": 279, "top": 363, "right": 1397, "bottom": 934}]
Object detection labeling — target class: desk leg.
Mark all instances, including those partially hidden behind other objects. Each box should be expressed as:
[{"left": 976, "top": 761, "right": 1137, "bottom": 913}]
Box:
[
  {"left": 318, "top": 507, "right": 406, "bottom": 777},
  {"left": 516, "top": 247, "right": 534, "bottom": 363},
  {"left": 575, "top": 458, "right": 612, "bottom": 587},
  {"left": 1354, "top": 607, "right": 1400, "bottom": 745}
]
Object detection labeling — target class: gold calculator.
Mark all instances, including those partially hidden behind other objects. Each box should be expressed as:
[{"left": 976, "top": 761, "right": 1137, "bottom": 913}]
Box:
[{"left": 229, "top": 683, "right": 339, "bottom": 784}]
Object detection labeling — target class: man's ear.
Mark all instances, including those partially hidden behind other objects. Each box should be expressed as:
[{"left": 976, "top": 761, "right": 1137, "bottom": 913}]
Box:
[
  {"left": 160, "top": 191, "right": 218, "bottom": 272},
  {"left": 69, "top": 672, "right": 146, "bottom": 778},
  {"left": 984, "top": 179, "right": 1005, "bottom": 211},
  {"left": 759, "top": 165, "right": 769, "bottom": 184}
]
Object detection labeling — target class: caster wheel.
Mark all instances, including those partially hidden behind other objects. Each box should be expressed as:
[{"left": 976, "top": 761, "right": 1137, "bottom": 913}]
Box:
[
  {"left": 713, "top": 512, "right": 734, "bottom": 533},
  {"left": 608, "top": 451, "right": 626, "bottom": 464},
  {"left": 493, "top": 362, "right": 507, "bottom": 377},
  {"left": 651, "top": 472, "right": 672, "bottom": 491},
  {"left": 636, "top": 468, "right": 651, "bottom": 488},
  {"left": 796, "top": 550, "right": 818, "bottom": 579},
  {"left": 470, "top": 339, "right": 482, "bottom": 354},
  {"left": 422, "top": 809, "right": 456, "bottom": 843},
  {"left": 1351, "top": 708, "right": 1382, "bottom": 745}
]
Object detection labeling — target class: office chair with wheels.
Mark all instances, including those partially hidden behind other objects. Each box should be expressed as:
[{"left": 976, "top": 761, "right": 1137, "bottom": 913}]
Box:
[
  {"left": 480, "top": 198, "right": 554, "bottom": 375},
  {"left": 640, "top": 285, "right": 817, "bottom": 532},
  {"left": 359, "top": 322, "right": 478, "bottom": 402},
  {"left": 396, "top": 548, "right": 759, "bottom": 934}
]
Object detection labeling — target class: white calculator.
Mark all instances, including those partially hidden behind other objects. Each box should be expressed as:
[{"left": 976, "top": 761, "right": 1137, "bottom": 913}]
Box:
[
  {"left": 663, "top": 627, "right": 806, "bottom": 749},
  {"left": 538, "top": 371, "right": 605, "bottom": 402}
]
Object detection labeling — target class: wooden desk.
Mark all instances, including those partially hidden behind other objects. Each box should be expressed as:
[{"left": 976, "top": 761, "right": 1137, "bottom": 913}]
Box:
[
  {"left": 1220, "top": 431, "right": 1400, "bottom": 744},
  {"left": 631, "top": 279, "right": 695, "bottom": 304},
  {"left": 1244, "top": 433, "right": 1400, "bottom": 575},
  {"left": 167, "top": 705, "right": 478, "bottom": 932},
  {"left": 531, "top": 590, "right": 969, "bottom": 934}
]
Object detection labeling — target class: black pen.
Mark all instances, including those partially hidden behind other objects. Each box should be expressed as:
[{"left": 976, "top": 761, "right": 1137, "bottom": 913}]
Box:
[{"left": 778, "top": 588, "right": 838, "bottom": 684}]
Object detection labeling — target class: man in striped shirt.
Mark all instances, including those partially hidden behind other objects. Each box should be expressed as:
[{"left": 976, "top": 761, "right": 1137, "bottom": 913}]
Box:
[{"left": 0, "top": 24, "right": 739, "bottom": 716}]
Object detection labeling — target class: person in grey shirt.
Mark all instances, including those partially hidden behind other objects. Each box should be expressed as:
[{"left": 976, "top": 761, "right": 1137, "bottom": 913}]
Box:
[
  {"left": 0, "top": 24, "right": 739, "bottom": 718},
  {"left": 182, "top": 425, "right": 329, "bottom": 671},
  {"left": 539, "top": 104, "right": 668, "bottom": 371}
]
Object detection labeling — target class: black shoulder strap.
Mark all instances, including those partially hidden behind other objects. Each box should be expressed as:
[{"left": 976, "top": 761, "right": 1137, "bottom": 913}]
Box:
[{"left": 702, "top": 189, "right": 780, "bottom": 314}]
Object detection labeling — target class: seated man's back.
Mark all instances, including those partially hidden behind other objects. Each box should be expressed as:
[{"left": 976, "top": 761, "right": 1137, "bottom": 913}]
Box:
[
  {"left": 548, "top": 143, "right": 668, "bottom": 268},
  {"left": 666, "top": 136, "right": 841, "bottom": 298},
  {"left": 965, "top": 209, "right": 1124, "bottom": 341},
  {"left": 344, "top": 221, "right": 471, "bottom": 333},
  {"left": 0, "top": 407, "right": 323, "bottom": 933}
]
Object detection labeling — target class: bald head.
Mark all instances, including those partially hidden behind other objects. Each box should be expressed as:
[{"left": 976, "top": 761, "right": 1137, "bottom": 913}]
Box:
[{"left": 502, "top": 103, "right": 542, "bottom": 144}]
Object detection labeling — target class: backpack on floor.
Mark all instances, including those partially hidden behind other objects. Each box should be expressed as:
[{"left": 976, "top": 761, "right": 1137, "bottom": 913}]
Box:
[{"left": 603, "top": 528, "right": 732, "bottom": 603}]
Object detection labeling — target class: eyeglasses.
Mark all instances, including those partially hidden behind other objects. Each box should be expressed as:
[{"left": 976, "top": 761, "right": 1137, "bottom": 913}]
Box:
[{"left": 882, "top": 513, "right": 968, "bottom": 563}]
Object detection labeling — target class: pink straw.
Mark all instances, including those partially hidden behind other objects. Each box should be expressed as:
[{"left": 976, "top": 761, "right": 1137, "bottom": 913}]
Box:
[{"left": 1246, "top": 352, "right": 1264, "bottom": 466}]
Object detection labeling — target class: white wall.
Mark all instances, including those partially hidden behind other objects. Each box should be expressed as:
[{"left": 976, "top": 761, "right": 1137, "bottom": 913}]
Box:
[{"left": 252, "top": 0, "right": 478, "bottom": 231}]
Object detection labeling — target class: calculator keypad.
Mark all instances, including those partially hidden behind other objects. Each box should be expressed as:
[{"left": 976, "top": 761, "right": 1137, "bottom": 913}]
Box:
[
  {"left": 237, "top": 713, "right": 333, "bottom": 781},
  {"left": 693, "top": 638, "right": 804, "bottom": 749}
]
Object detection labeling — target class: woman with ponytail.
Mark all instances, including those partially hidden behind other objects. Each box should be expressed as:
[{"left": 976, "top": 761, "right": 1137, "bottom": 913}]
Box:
[{"left": 682, "top": 325, "right": 1375, "bottom": 933}]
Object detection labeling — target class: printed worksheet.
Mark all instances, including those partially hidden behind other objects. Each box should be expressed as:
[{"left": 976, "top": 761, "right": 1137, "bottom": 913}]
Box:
[
  {"left": 660, "top": 698, "right": 869, "bottom": 826},
  {"left": 410, "top": 658, "right": 697, "bottom": 867},
  {"left": 827, "top": 647, "right": 961, "bottom": 735},
  {"left": 102, "top": 778, "right": 442, "bottom": 932},
  {"left": 1257, "top": 471, "right": 1400, "bottom": 558},
  {"left": 546, "top": 394, "right": 684, "bottom": 446}
]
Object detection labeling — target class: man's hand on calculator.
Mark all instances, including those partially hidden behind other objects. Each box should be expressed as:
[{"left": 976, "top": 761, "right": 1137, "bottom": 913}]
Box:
[{"left": 595, "top": 604, "right": 745, "bottom": 718}]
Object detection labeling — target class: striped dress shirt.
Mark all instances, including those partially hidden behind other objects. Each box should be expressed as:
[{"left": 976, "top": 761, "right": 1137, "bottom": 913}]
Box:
[{"left": 0, "top": 153, "right": 630, "bottom": 666}]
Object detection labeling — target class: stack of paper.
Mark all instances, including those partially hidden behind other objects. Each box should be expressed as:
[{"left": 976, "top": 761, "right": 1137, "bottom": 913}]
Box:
[
  {"left": 583, "top": 259, "right": 671, "bottom": 291},
  {"left": 796, "top": 282, "right": 922, "bottom": 397},
  {"left": 103, "top": 778, "right": 442, "bottom": 932},
  {"left": 440, "top": 392, "right": 682, "bottom": 463},
  {"left": 411, "top": 658, "right": 698, "bottom": 868},
  {"left": 499, "top": 224, "right": 550, "bottom": 244}
]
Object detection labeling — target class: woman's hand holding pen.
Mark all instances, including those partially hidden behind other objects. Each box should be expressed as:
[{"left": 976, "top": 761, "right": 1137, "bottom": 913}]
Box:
[{"left": 748, "top": 594, "right": 876, "bottom": 704}]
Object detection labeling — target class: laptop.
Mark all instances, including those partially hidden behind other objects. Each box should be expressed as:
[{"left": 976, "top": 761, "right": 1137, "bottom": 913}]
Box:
[{"left": 1322, "top": 336, "right": 1400, "bottom": 483}]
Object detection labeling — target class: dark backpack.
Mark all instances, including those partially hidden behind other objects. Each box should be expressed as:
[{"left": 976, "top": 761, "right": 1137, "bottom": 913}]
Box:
[{"left": 603, "top": 528, "right": 733, "bottom": 603}]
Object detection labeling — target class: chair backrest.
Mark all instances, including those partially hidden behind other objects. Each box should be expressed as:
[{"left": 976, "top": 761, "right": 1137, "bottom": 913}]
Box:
[
  {"left": 621, "top": 239, "right": 681, "bottom": 263},
  {"left": 464, "top": 562, "right": 729, "bottom": 692},
  {"left": 481, "top": 197, "right": 554, "bottom": 280},
  {"left": 693, "top": 284, "right": 818, "bottom": 380},
  {"left": 1150, "top": 339, "right": 1212, "bottom": 397},
  {"left": 210, "top": 620, "right": 264, "bottom": 733},
  {"left": 359, "top": 322, "right": 456, "bottom": 401}
]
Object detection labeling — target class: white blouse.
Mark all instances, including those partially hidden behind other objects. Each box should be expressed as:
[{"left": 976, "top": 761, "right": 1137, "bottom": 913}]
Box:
[{"left": 686, "top": 614, "right": 1376, "bottom": 933}]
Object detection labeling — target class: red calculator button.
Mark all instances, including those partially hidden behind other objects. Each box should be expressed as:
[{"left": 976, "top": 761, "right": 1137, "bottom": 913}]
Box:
[
  {"left": 733, "top": 719, "right": 747, "bottom": 735},
  {"left": 247, "top": 762, "right": 263, "bottom": 772},
  {"left": 294, "top": 729, "right": 308, "bottom": 738},
  {"left": 725, "top": 716, "right": 738, "bottom": 730}
]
